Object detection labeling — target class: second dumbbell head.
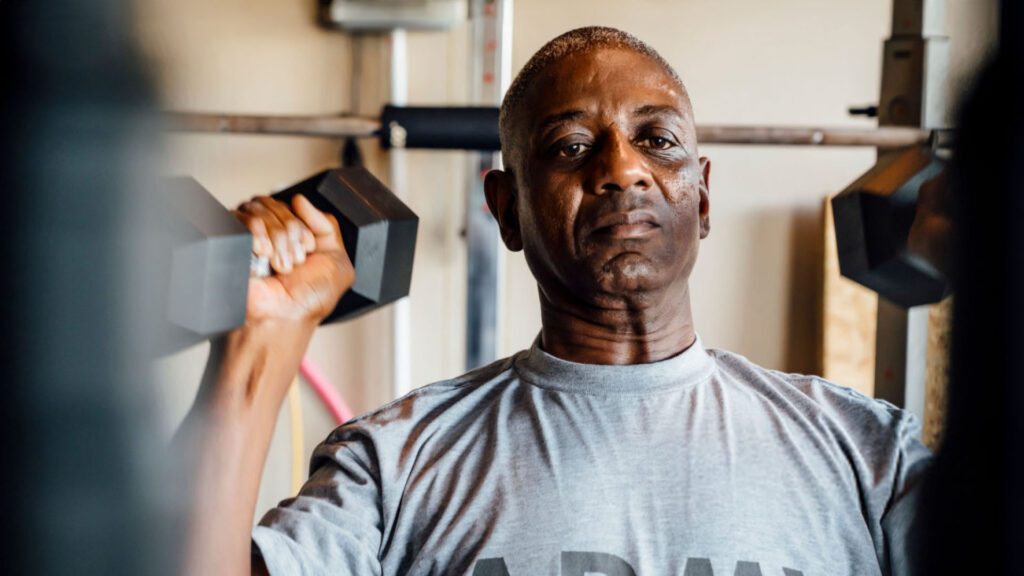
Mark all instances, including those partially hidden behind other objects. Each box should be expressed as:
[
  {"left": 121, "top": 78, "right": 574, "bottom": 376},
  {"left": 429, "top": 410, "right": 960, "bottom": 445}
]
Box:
[
  {"left": 271, "top": 167, "right": 418, "bottom": 323},
  {"left": 832, "top": 146, "right": 948, "bottom": 308}
]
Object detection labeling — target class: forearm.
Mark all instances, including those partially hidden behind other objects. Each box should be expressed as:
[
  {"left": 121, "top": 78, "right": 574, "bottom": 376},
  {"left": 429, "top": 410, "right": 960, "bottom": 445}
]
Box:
[{"left": 178, "top": 319, "right": 316, "bottom": 576}]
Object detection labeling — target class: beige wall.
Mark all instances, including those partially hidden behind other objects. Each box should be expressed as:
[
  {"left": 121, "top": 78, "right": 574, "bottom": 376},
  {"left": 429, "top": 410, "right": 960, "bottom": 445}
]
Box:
[{"left": 138, "top": 0, "right": 993, "bottom": 517}]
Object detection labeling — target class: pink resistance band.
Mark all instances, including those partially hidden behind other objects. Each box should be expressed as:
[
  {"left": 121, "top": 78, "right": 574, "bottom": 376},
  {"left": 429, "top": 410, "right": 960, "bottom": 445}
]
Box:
[{"left": 300, "top": 357, "right": 354, "bottom": 425}]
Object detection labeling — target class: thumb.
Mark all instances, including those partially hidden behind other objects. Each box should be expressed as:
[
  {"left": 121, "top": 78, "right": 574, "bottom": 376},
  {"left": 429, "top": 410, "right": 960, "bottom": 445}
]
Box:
[{"left": 292, "top": 194, "right": 345, "bottom": 254}]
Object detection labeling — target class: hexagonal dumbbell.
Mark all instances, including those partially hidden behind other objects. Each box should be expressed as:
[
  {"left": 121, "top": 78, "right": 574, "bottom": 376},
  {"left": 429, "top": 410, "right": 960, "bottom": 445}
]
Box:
[
  {"left": 271, "top": 167, "right": 418, "bottom": 323},
  {"left": 160, "top": 167, "right": 418, "bottom": 352},
  {"left": 831, "top": 146, "right": 948, "bottom": 308}
]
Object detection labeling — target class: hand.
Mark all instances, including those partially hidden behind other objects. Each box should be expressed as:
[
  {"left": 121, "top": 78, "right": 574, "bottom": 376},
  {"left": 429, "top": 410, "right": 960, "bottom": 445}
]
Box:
[{"left": 233, "top": 195, "right": 355, "bottom": 324}]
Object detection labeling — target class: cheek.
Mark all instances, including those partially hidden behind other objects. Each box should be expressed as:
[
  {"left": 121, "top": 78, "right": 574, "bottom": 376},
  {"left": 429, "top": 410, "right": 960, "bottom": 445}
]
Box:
[
  {"left": 524, "top": 175, "right": 583, "bottom": 252},
  {"left": 662, "top": 171, "right": 702, "bottom": 229}
]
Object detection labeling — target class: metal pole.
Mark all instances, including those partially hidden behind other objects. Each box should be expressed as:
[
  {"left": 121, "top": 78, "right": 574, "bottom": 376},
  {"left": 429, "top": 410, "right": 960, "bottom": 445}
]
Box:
[
  {"left": 695, "top": 125, "right": 931, "bottom": 147},
  {"left": 464, "top": 0, "right": 509, "bottom": 370},
  {"left": 873, "top": 0, "right": 950, "bottom": 422},
  {"left": 389, "top": 29, "right": 413, "bottom": 399},
  {"left": 495, "top": 0, "right": 513, "bottom": 361},
  {"left": 162, "top": 112, "right": 381, "bottom": 138}
]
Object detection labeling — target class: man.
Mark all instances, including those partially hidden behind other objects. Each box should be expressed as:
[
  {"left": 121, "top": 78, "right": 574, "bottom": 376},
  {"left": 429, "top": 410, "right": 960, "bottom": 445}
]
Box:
[{"left": 182, "top": 27, "right": 930, "bottom": 576}]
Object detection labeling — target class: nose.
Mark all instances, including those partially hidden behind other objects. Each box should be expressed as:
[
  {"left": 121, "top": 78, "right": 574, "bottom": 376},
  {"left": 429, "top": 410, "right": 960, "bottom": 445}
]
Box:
[{"left": 592, "top": 131, "right": 652, "bottom": 195}]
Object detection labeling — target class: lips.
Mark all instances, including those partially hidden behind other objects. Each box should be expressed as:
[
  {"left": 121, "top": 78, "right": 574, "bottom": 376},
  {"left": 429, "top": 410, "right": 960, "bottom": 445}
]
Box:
[{"left": 591, "top": 210, "right": 661, "bottom": 239}]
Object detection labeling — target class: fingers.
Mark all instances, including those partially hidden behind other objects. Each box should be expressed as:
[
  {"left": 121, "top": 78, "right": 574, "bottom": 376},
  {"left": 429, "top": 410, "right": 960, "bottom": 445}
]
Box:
[
  {"left": 234, "top": 194, "right": 356, "bottom": 323},
  {"left": 241, "top": 200, "right": 292, "bottom": 273},
  {"left": 236, "top": 196, "right": 313, "bottom": 274},
  {"left": 234, "top": 194, "right": 353, "bottom": 306},
  {"left": 291, "top": 197, "right": 317, "bottom": 253},
  {"left": 291, "top": 195, "right": 344, "bottom": 254},
  {"left": 232, "top": 210, "right": 273, "bottom": 257},
  {"left": 291, "top": 194, "right": 356, "bottom": 291},
  {"left": 255, "top": 196, "right": 313, "bottom": 268}
]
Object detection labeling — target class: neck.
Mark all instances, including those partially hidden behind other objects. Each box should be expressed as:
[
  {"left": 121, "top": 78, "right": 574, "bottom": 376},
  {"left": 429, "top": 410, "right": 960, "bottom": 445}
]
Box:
[{"left": 538, "top": 283, "right": 697, "bottom": 365}]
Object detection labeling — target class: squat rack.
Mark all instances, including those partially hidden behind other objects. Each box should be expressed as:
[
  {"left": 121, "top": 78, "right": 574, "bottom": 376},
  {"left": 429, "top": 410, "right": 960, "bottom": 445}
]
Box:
[{"left": 164, "top": 0, "right": 954, "bottom": 422}]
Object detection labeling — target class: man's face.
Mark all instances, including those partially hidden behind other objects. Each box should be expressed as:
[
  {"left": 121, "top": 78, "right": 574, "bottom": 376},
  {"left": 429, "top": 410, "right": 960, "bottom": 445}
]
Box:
[{"left": 488, "top": 47, "right": 710, "bottom": 308}]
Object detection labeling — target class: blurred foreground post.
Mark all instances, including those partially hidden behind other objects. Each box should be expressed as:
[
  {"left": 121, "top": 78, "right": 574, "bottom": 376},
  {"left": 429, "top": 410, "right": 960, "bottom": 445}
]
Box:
[{"left": 0, "top": 1, "right": 177, "bottom": 575}]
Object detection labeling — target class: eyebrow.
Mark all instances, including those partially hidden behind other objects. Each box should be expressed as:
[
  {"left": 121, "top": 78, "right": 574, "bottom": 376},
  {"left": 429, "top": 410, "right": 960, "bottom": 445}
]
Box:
[
  {"left": 537, "top": 110, "right": 587, "bottom": 135},
  {"left": 534, "top": 104, "right": 689, "bottom": 142}
]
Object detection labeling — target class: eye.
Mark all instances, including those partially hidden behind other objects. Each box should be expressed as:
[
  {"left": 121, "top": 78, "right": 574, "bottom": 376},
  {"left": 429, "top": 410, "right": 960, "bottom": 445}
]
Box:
[
  {"left": 558, "top": 142, "right": 591, "bottom": 158},
  {"left": 639, "top": 136, "right": 676, "bottom": 150}
]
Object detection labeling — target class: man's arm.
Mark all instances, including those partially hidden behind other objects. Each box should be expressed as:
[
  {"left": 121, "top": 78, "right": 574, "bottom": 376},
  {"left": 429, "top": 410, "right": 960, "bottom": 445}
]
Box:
[
  {"left": 874, "top": 409, "right": 933, "bottom": 576},
  {"left": 175, "top": 195, "right": 354, "bottom": 576}
]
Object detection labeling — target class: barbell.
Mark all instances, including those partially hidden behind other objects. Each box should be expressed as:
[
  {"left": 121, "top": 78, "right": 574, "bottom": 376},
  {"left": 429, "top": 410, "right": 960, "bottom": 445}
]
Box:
[{"left": 164, "top": 105, "right": 935, "bottom": 149}]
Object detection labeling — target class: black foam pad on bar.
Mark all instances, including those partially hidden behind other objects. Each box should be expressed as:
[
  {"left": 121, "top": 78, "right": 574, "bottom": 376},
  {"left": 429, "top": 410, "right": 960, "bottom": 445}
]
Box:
[{"left": 379, "top": 105, "right": 500, "bottom": 151}]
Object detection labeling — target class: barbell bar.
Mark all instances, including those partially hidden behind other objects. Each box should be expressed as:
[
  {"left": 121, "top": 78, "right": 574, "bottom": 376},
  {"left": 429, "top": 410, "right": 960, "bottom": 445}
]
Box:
[{"left": 163, "top": 106, "right": 935, "bottom": 150}]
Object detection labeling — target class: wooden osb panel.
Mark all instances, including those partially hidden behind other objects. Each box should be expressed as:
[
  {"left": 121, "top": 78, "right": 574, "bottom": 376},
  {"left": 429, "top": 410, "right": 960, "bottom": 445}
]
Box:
[
  {"left": 820, "top": 198, "right": 878, "bottom": 397},
  {"left": 923, "top": 296, "right": 953, "bottom": 449}
]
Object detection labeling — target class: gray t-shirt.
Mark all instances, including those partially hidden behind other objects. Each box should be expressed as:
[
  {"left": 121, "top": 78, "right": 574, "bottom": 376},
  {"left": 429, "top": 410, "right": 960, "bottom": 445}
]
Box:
[{"left": 253, "top": 338, "right": 931, "bottom": 576}]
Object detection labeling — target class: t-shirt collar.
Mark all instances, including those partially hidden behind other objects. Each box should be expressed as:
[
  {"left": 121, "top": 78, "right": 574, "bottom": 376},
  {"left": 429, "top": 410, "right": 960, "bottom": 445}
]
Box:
[{"left": 513, "top": 334, "right": 715, "bottom": 395}]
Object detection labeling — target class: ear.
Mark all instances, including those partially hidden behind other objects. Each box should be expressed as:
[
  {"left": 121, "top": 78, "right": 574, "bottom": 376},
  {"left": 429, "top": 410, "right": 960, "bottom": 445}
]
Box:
[
  {"left": 698, "top": 156, "right": 711, "bottom": 239},
  {"left": 484, "top": 169, "right": 523, "bottom": 251}
]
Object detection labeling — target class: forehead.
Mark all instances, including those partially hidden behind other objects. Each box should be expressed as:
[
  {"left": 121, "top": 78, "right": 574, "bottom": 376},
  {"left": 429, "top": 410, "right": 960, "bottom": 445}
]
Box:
[{"left": 519, "top": 47, "right": 691, "bottom": 134}]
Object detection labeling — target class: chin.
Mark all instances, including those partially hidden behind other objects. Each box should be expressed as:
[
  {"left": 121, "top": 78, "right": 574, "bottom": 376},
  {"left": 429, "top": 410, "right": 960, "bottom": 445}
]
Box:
[{"left": 594, "top": 253, "right": 664, "bottom": 295}]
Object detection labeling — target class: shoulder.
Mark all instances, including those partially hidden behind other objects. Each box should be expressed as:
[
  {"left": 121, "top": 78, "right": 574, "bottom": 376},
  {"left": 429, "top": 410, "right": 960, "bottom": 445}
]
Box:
[
  {"left": 707, "top": 347, "right": 932, "bottom": 501},
  {"left": 707, "top": 347, "right": 921, "bottom": 441},
  {"left": 306, "top": 353, "right": 525, "bottom": 484}
]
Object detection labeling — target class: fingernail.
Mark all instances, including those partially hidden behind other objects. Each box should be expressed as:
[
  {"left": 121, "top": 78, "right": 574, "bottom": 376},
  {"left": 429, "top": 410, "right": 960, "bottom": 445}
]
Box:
[
  {"left": 290, "top": 232, "right": 305, "bottom": 263},
  {"left": 251, "top": 255, "right": 270, "bottom": 278}
]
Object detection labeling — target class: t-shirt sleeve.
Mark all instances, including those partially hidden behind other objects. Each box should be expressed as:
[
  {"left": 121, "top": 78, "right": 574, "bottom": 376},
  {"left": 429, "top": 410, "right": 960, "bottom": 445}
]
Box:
[
  {"left": 252, "top": 428, "right": 384, "bottom": 576},
  {"left": 879, "top": 411, "right": 932, "bottom": 576},
  {"left": 805, "top": 377, "right": 933, "bottom": 576}
]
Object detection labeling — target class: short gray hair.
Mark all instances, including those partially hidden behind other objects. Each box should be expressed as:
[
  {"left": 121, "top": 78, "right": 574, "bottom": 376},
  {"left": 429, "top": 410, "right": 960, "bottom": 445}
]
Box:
[{"left": 498, "top": 26, "right": 687, "bottom": 172}]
